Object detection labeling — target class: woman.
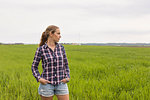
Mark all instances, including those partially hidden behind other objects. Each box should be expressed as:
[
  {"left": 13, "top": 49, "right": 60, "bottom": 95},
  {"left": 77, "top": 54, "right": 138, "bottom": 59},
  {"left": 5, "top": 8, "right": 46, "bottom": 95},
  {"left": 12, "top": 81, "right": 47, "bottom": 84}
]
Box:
[{"left": 31, "top": 25, "right": 70, "bottom": 100}]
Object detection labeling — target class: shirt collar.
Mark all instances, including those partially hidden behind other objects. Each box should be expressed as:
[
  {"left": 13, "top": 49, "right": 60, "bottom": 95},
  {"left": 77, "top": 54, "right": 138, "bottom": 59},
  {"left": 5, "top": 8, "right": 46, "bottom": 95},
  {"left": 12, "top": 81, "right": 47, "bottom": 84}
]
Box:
[{"left": 44, "top": 42, "right": 59, "bottom": 49}]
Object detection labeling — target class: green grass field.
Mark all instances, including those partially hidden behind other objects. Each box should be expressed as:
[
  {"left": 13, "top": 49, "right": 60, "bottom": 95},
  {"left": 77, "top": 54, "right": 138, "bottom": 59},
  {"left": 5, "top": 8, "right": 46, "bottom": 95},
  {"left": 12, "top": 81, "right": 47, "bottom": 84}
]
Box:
[{"left": 0, "top": 44, "right": 150, "bottom": 100}]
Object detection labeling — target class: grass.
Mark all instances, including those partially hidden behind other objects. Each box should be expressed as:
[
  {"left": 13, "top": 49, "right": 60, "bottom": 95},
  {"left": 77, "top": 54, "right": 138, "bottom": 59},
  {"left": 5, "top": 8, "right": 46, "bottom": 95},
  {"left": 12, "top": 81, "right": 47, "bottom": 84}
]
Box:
[{"left": 0, "top": 44, "right": 150, "bottom": 100}]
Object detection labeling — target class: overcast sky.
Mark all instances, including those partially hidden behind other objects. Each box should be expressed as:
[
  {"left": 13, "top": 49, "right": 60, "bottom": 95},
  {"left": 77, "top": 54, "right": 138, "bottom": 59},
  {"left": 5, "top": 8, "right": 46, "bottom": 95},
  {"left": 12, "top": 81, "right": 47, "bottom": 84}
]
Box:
[{"left": 0, "top": 0, "right": 150, "bottom": 44}]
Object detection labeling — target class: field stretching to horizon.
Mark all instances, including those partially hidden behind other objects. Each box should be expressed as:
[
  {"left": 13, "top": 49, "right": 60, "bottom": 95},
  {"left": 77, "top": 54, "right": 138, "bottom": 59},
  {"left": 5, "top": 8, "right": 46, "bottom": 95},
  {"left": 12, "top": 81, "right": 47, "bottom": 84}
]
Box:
[{"left": 0, "top": 44, "right": 150, "bottom": 100}]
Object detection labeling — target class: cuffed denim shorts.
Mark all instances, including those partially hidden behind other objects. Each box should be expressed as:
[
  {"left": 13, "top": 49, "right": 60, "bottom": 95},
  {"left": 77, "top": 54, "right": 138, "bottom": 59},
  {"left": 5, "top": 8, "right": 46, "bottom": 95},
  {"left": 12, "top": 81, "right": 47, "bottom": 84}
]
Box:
[{"left": 38, "top": 82, "right": 69, "bottom": 97}]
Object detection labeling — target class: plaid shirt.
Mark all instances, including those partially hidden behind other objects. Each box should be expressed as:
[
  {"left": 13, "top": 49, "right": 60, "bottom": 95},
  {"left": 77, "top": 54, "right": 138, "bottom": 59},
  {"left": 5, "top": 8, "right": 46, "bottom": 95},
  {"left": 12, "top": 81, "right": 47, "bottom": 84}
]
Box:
[{"left": 31, "top": 42, "right": 70, "bottom": 85}]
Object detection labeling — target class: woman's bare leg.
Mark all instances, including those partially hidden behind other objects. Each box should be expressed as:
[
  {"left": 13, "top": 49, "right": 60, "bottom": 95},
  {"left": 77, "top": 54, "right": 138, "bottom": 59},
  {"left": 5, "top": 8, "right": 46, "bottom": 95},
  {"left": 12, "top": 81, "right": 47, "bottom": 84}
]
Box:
[
  {"left": 40, "top": 95, "right": 53, "bottom": 100},
  {"left": 56, "top": 94, "right": 69, "bottom": 100}
]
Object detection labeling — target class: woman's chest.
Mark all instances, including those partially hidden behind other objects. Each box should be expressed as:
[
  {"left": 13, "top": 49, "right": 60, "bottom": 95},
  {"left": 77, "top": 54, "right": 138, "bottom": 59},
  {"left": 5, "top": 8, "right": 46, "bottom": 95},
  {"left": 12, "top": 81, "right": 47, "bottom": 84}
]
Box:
[{"left": 42, "top": 48, "right": 63, "bottom": 63}]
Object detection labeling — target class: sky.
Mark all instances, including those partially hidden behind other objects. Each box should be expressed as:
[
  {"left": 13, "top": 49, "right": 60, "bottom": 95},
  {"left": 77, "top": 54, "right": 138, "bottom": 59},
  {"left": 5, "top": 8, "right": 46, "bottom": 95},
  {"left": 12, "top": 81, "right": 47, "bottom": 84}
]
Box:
[{"left": 0, "top": 0, "right": 150, "bottom": 44}]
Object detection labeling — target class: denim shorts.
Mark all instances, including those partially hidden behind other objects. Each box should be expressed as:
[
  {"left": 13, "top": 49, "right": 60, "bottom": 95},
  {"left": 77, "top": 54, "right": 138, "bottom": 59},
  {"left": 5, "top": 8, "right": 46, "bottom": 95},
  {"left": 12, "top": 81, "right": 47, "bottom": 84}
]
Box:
[{"left": 38, "top": 82, "right": 69, "bottom": 97}]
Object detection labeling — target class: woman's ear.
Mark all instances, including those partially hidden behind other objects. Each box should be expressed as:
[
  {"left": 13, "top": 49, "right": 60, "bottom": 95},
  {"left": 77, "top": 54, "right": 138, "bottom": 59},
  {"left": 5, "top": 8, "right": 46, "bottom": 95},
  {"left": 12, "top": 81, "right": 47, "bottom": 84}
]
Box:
[{"left": 49, "top": 31, "right": 53, "bottom": 37}]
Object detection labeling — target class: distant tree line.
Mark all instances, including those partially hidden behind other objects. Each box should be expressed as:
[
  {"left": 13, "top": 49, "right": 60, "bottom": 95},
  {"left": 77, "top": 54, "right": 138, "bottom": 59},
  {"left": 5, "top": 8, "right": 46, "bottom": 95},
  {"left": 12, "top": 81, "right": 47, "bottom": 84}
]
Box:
[
  {"left": 0, "top": 43, "right": 24, "bottom": 45},
  {"left": 0, "top": 42, "right": 150, "bottom": 46}
]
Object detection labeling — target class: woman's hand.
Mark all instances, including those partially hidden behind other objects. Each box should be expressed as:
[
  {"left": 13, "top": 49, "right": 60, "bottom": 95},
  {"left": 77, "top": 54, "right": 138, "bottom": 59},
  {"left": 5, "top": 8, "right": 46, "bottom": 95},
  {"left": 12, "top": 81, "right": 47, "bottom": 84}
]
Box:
[
  {"left": 61, "top": 78, "right": 70, "bottom": 83},
  {"left": 39, "top": 78, "right": 51, "bottom": 85}
]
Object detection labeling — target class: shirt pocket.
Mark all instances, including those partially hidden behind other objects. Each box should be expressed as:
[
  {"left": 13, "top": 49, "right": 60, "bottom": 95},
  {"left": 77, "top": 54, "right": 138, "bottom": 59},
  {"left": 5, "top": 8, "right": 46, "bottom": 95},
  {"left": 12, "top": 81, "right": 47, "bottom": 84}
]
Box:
[
  {"left": 43, "top": 53, "right": 52, "bottom": 64},
  {"left": 56, "top": 52, "right": 63, "bottom": 66}
]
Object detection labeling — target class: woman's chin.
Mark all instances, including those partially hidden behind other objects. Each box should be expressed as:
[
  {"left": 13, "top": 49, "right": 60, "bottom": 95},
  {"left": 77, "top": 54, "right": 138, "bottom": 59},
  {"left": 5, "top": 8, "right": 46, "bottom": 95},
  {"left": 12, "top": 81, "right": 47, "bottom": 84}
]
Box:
[{"left": 57, "top": 39, "right": 60, "bottom": 42}]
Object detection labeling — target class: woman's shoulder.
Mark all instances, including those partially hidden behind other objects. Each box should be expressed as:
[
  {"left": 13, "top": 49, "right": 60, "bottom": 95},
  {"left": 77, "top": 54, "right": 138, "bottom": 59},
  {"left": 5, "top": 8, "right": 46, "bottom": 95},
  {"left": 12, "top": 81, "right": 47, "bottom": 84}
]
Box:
[
  {"left": 58, "top": 43, "right": 64, "bottom": 47},
  {"left": 57, "top": 43, "right": 65, "bottom": 49},
  {"left": 37, "top": 44, "right": 46, "bottom": 51}
]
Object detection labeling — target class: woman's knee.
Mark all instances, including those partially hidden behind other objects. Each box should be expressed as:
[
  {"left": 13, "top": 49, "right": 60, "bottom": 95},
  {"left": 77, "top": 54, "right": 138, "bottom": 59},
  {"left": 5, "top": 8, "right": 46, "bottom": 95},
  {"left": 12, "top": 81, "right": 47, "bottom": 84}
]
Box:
[
  {"left": 40, "top": 95, "right": 53, "bottom": 100},
  {"left": 56, "top": 94, "right": 69, "bottom": 100}
]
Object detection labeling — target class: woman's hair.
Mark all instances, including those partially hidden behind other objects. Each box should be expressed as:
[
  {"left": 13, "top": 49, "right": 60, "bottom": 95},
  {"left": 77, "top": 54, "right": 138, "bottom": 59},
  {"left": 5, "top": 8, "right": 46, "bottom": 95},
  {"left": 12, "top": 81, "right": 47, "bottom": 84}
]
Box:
[{"left": 39, "top": 25, "right": 59, "bottom": 46}]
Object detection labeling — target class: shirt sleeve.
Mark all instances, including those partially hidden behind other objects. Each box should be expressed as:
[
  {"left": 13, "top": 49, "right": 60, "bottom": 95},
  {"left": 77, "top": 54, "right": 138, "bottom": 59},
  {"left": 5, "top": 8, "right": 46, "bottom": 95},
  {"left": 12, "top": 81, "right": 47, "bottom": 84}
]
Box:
[
  {"left": 62, "top": 46, "right": 70, "bottom": 78},
  {"left": 31, "top": 47, "right": 42, "bottom": 82}
]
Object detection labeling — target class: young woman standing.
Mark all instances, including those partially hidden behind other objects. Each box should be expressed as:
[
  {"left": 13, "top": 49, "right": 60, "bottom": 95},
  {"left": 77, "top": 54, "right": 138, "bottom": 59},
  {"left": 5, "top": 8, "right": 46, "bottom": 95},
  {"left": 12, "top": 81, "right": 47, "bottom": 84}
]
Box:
[{"left": 31, "top": 25, "right": 70, "bottom": 100}]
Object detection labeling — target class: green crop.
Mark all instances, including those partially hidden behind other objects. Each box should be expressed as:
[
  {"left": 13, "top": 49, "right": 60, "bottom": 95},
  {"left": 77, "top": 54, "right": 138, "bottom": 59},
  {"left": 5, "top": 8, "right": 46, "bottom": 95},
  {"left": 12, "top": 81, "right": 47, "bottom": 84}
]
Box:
[{"left": 0, "top": 44, "right": 150, "bottom": 100}]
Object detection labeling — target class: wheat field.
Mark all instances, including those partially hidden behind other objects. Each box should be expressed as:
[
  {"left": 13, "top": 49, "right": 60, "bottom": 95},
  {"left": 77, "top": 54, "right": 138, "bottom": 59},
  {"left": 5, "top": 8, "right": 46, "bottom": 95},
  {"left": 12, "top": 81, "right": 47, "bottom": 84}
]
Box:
[{"left": 0, "top": 44, "right": 150, "bottom": 100}]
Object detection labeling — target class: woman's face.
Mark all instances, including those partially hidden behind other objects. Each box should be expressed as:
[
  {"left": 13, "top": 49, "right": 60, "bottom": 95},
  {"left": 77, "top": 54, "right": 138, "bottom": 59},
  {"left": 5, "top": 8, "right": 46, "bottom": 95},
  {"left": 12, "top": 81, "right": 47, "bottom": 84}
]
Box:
[{"left": 50, "top": 29, "right": 61, "bottom": 42}]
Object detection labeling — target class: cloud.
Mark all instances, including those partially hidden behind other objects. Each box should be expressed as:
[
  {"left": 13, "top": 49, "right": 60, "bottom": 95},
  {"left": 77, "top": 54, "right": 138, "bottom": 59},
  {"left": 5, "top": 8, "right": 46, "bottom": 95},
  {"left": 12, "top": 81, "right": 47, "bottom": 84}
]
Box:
[{"left": 0, "top": 0, "right": 150, "bottom": 43}]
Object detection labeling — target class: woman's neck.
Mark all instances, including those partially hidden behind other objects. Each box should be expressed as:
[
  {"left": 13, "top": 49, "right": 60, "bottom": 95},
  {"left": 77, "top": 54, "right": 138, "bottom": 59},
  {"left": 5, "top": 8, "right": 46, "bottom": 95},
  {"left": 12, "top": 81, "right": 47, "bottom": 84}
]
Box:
[{"left": 47, "top": 39, "right": 56, "bottom": 47}]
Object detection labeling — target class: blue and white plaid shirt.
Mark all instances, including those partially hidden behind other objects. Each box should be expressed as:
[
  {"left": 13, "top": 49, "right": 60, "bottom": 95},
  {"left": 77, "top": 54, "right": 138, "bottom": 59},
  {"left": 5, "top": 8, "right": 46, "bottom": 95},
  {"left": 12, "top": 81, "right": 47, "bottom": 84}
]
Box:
[{"left": 31, "top": 42, "right": 70, "bottom": 85}]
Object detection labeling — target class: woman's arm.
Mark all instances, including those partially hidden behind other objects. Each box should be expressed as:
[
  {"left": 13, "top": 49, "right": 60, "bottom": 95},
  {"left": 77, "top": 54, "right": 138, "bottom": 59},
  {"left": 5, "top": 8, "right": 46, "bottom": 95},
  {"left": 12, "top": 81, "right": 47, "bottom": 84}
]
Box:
[
  {"left": 62, "top": 46, "right": 70, "bottom": 79},
  {"left": 31, "top": 47, "right": 42, "bottom": 82}
]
